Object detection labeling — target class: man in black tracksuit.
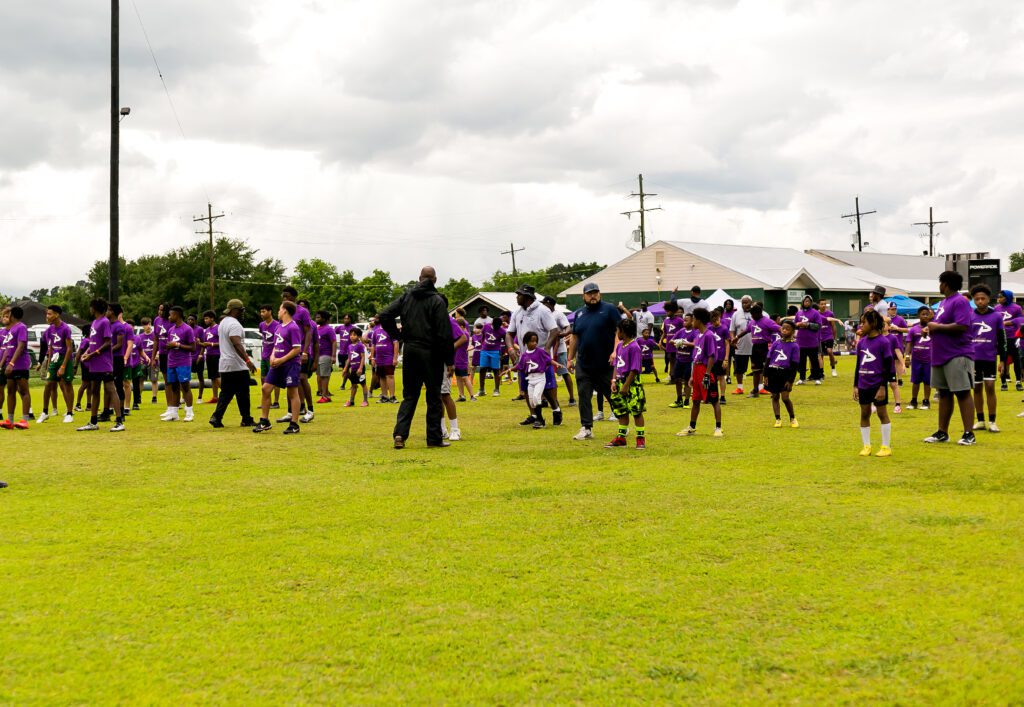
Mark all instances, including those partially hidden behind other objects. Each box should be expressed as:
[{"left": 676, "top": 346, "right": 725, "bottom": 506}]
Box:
[{"left": 380, "top": 266, "right": 455, "bottom": 449}]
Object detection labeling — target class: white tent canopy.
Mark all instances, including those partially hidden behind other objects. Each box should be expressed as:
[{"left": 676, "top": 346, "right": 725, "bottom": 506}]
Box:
[{"left": 703, "top": 288, "right": 735, "bottom": 309}]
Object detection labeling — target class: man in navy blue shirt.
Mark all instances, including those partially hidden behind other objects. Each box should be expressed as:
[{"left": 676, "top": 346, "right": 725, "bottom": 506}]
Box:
[{"left": 568, "top": 282, "right": 625, "bottom": 440}]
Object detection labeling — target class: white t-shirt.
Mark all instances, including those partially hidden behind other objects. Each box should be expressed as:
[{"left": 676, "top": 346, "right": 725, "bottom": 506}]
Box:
[
  {"left": 551, "top": 309, "right": 571, "bottom": 355},
  {"left": 217, "top": 316, "right": 248, "bottom": 372},
  {"left": 678, "top": 297, "right": 710, "bottom": 317},
  {"left": 634, "top": 309, "right": 656, "bottom": 334}
]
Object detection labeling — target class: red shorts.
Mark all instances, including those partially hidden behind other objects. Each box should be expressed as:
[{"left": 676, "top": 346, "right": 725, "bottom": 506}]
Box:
[{"left": 691, "top": 363, "right": 719, "bottom": 403}]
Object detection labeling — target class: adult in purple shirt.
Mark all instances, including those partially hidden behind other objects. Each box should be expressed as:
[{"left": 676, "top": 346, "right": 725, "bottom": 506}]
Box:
[
  {"left": 107, "top": 303, "right": 130, "bottom": 416},
  {"left": 370, "top": 319, "right": 399, "bottom": 403},
  {"left": 817, "top": 298, "right": 840, "bottom": 377},
  {"left": 791, "top": 295, "right": 823, "bottom": 384},
  {"left": 1, "top": 306, "right": 32, "bottom": 429},
  {"left": 924, "top": 271, "right": 976, "bottom": 445},
  {"left": 77, "top": 298, "right": 124, "bottom": 432},
  {"left": 200, "top": 311, "right": 221, "bottom": 403},
  {"left": 254, "top": 300, "right": 303, "bottom": 434},
  {"left": 995, "top": 289, "right": 1023, "bottom": 390},
  {"left": 151, "top": 304, "right": 172, "bottom": 408},
  {"left": 282, "top": 287, "right": 316, "bottom": 422},
  {"left": 314, "top": 310, "right": 338, "bottom": 402}
]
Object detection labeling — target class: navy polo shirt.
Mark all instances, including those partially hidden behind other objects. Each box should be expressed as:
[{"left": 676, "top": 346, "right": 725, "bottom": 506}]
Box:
[{"left": 571, "top": 301, "right": 621, "bottom": 369}]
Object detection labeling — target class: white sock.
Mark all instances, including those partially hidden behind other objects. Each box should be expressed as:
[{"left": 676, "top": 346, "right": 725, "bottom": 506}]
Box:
[
  {"left": 860, "top": 426, "right": 871, "bottom": 445},
  {"left": 450, "top": 418, "right": 459, "bottom": 433},
  {"left": 881, "top": 423, "right": 891, "bottom": 447},
  {"left": 552, "top": 406, "right": 561, "bottom": 412},
  {"left": 737, "top": 383, "right": 744, "bottom": 391},
  {"left": 165, "top": 406, "right": 173, "bottom": 414},
  {"left": 186, "top": 406, "right": 193, "bottom": 415}
]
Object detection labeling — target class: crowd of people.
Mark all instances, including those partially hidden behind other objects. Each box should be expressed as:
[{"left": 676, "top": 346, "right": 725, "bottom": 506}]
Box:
[{"left": 1, "top": 266, "right": 1022, "bottom": 461}]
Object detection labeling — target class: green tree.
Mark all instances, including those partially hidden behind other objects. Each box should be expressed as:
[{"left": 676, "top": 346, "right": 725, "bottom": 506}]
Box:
[
  {"left": 439, "top": 277, "right": 477, "bottom": 307},
  {"left": 291, "top": 259, "right": 361, "bottom": 320},
  {"left": 351, "top": 270, "right": 403, "bottom": 320},
  {"left": 481, "top": 262, "right": 603, "bottom": 300},
  {"left": 1010, "top": 250, "right": 1024, "bottom": 272}
]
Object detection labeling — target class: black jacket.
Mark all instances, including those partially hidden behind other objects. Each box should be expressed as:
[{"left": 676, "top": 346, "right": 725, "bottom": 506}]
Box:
[{"left": 380, "top": 280, "right": 455, "bottom": 365}]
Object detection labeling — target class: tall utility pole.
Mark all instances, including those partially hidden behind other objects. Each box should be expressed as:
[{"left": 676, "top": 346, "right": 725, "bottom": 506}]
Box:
[
  {"left": 913, "top": 206, "right": 948, "bottom": 257},
  {"left": 621, "top": 173, "right": 662, "bottom": 249},
  {"left": 500, "top": 242, "right": 526, "bottom": 282},
  {"left": 109, "top": 0, "right": 120, "bottom": 302},
  {"left": 841, "top": 196, "right": 877, "bottom": 252},
  {"left": 194, "top": 203, "right": 224, "bottom": 310}
]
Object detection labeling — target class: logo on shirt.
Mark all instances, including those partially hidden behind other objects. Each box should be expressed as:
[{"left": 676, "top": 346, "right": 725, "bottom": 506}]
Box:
[
  {"left": 616, "top": 354, "right": 625, "bottom": 368},
  {"left": 975, "top": 321, "right": 992, "bottom": 335},
  {"left": 774, "top": 349, "right": 788, "bottom": 362},
  {"left": 861, "top": 349, "right": 876, "bottom": 364},
  {"left": 528, "top": 360, "right": 539, "bottom": 373}
]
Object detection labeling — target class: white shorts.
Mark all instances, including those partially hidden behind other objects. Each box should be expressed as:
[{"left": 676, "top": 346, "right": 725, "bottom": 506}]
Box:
[{"left": 526, "top": 372, "right": 546, "bottom": 408}]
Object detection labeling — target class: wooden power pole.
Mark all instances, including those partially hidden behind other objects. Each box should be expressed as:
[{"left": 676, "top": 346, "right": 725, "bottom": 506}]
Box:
[
  {"left": 501, "top": 242, "right": 526, "bottom": 283},
  {"left": 194, "top": 203, "right": 224, "bottom": 310},
  {"left": 621, "top": 173, "right": 662, "bottom": 248},
  {"left": 841, "top": 196, "right": 877, "bottom": 252},
  {"left": 913, "top": 206, "right": 948, "bottom": 257},
  {"left": 109, "top": 0, "right": 120, "bottom": 302}
]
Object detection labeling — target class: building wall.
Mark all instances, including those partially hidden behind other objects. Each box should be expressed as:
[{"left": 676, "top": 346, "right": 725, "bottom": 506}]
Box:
[{"left": 564, "top": 288, "right": 767, "bottom": 311}]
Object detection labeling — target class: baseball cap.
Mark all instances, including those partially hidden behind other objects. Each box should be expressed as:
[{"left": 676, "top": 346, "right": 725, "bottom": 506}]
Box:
[
  {"left": 582, "top": 283, "right": 600, "bottom": 294},
  {"left": 223, "top": 298, "right": 245, "bottom": 315}
]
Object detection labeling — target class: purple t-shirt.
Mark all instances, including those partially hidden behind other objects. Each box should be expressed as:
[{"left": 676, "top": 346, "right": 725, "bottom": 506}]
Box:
[
  {"left": 293, "top": 305, "right": 314, "bottom": 355},
  {"left": 167, "top": 322, "right": 195, "bottom": 368},
  {"left": 691, "top": 328, "right": 717, "bottom": 366},
  {"left": 450, "top": 318, "right": 469, "bottom": 369},
  {"left": 794, "top": 307, "right": 822, "bottom": 348},
  {"left": 888, "top": 314, "right": 908, "bottom": 349},
  {"left": 711, "top": 323, "right": 729, "bottom": 360},
  {"left": 89, "top": 317, "right": 114, "bottom": 373},
  {"left": 129, "top": 333, "right": 144, "bottom": 367},
  {"left": 192, "top": 325, "right": 204, "bottom": 362},
  {"left": 110, "top": 321, "right": 128, "bottom": 356},
  {"left": 259, "top": 320, "right": 280, "bottom": 361},
  {"left": 273, "top": 321, "right": 302, "bottom": 360},
  {"left": 317, "top": 324, "right": 337, "bottom": 358},
  {"left": 856, "top": 334, "right": 893, "bottom": 390},
  {"left": 45, "top": 322, "right": 73, "bottom": 362},
  {"left": 154, "top": 316, "right": 170, "bottom": 354},
  {"left": 637, "top": 336, "right": 657, "bottom": 360},
  {"left": 203, "top": 325, "right": 219, "bottom": 356},
  {"left": 4, "top": 322, "right": 31, "bottom": 370},
  {"left": 470, "top": 334, "right": 483, "bottom": 364},
  {"left": 372, "top": 326, "right": 395, "bottom": 366},
  {"left": 517, "top": 346, "right": 553, "bottom": 375},
  {"left": 768, "top": 339, "right": 799, "bottom": 369},
  {"left": 614, "top": 340, "right": 642, "bottom": 380},
  {"left": 481, "top": 324, "right": 504, "bottom": 352},
  {"left": 662, "top": 316, "right": 684, "bottom": 353},
  {"left": 931, "top": 293, "right": 974, "bottom": 366},
  {"left": 971, "top": 308, "right": 1002, "bottom": 362},
  {"left": 995, "top": 302, "right": 1023, "bottom": 338},
  {"left": 347, "top": 341, "right": 366, "bottom": 371},
  {"left": 907, "top": 324, "right": 931, "bottom": 364},
  {"left": 672, "top": 327, "right": 698, "bottom": 362},
  {"left": 748, "top": 316, "right": 780, "bottom": 345},
  {"left": 335, "top": 324, "right": 353, "bottom": 358},
  {"left": 818, "top": 310, "right": 836, "bottom": 342}
]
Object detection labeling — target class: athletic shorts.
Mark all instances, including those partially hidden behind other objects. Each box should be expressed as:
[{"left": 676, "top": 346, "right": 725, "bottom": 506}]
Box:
[
  {"left": 80, "top": 367, "right": 92, "bottom": 383},
  {"left": 974, "top": 359, "right": 997, "bottom": 384},
  {"left": 910, "top": 359, "right": 931, "bottom": 385},
  {"left": 857, "top": 385, "right": 888, "bottom": 406},
  {"left": 711, "top": 360, "right": 726, "bottom": 378},
  {"left": 610, "top": 380, "right": 646, "bottom": 418},
  {"left": 159, "top": 352, "right": 169, "bottom": 376},
  {"left": 90, "top": 370, "right": 114, "bottom": 383},
  {"left": 47, "top": 360, "right": 74, "bottom": 383},
  {"left": 691, "top": 363, "right": 718, "bottom": 403},
  {"left": 821, "top": 339, "right": 835, "bottom": 352},
  {"left": 472, "top": 352, "right": 481, "bottom": 367},
  {"left": 299, "top": 355, "right": 315, "bottom": 377},
  {"left": 751, "top": 343, "right": 769, "bottom": 374},
  {"left": 261, "top": 359, "right": 270, "bottom": 378},
  {"left": 377, "top": 364, "right": 395, "bottom": 376},
  {"left": 112, "top": 357, "right": 124, "bottom": 381},
  {"left": 347, "top": 369, "right": 366, "bottom": 386},
  {"left": 121, "top": 363, "right": 133, "bottom": 381},
  {"left": 454, "top": 367, "right": 469, "bottom": 378},
  {"left": 5, "top": 369, "right": 30, "bottom": 381},
  {"left": 206, "top": 355, "right": 221, "bottom": 380},
  {"left": 267, "top": 361, "right": 301, "bottom": 388},
  {"left": 733, "top": 353, "right": 750, "bottom": 377},
  {"left": 765, "top": 366, "right": 796, "bottom": 394},
  {"left": 641, "top": 359, "right": 656, "bottom": 374},
  {"left": 317, "top": 355, "right": 333, "bottom": 378},
  {"left": 479, "top": 350, "right": 500, "bottom": 370},
  {"left": 132, "top": 365, "right": 145, "bottom": 380},
  {"left": 192, "top": 358, "right": 205, "bottom": 375},
  {"left": 931, "top": 356, "right": 973, "bottom": 393},
  {"left": 672, "top": 358, "right": 692, "bottom": 382},
  {"left": 166, "top": 365, "right": 192, "bottom": 384},
  {"left": 517, "top": 366, "right": 556, "bottom": 391},
  {"left": 555, "top": 352, "right": 569, "bottom": 377}
]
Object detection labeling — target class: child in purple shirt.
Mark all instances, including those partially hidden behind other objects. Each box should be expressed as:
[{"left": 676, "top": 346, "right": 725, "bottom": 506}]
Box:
[
  {"left": 854, "top": 309, "right": 893, "bottom": 456},
  {"left": 677, "top": 308, "right": 722, "bottom": 437},
  {"left": 905, "top": 306, "right": 933, "bottom": 410},
  {"left": 516, "top": 331, "right": 556, "bottom": 429},
  {"left": 766, "top": 320, "right": 800, "bottom": 427},
  {"left": 1, "top": 306, "right": 32, "bottom": 429},
  {"left": 344, "top": 329, "right": 369, "bottom": 408},
  {"left": 637, "top": 327, "right": 661, "bottom": 383},
  {"left": 970, "top": 284, "right": 1007, "bottom": 433},
  {"left": 605, "top": 318, "right": 646, "bottom": 449}
]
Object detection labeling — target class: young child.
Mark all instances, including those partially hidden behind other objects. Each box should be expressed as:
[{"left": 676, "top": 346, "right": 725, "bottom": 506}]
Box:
[
  {"left": 315, "top": 310, "right": 338, "bottom": 403},
  {"left": 854, "top": 309, "right": 893, "bottom": 457},
  {"left": 905, "top": 306, "right": 933, "bottom": 410},
  {"left": 200, "top": 310, "right": 220, "bottom": 404},
  {"left": 678, "top": 308, "right": 722, "bottom": 437},
  {"left": 454, "top": 318, "right": 476, "bottom": 402},
  {"left": 747, "top": 304, "right": 780, "bottom": 398},
  {"left": 258, "top": 304, "right": 281, "bottom": 409},
  {"left": 606, "top": 318, "right": 646, "bottom": 448},
  {"left": 637, "top": 327, "right": 661, "bottom": 383},
  {"left": 970, "top": 284, "right": 1006, "bottom": 433},
  {"left": 885, "top": 323, "right": 905, "bottom": 413},
  {"left": 516, "top": 331, "right": 555, "bottom": 429},
  {"left": 75, "top": 324, "right": 92, "bottom": 412},
  {"left": 766, "top": 320, "right": 800, "bottom": 427},
  {"left": 344, "top": 328, "right": 368, "bottom": 407},
  {"left": 661, "top": 301, "right": 684, "bottom": 384},
  {"left": 478, "top": 319, "right": 505, "bottom": 396},
  {"left": 710, "top": 308, "right": 730, "bottom": 403},
  {"left": 669, "top": 313, "right": 697, "bottom": 409}
]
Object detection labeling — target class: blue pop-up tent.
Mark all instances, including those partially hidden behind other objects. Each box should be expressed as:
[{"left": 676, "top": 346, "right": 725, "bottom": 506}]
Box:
[
  {"left": 929, "top": 295, "right": 977, "bottom": 311},
  {"left": 885, "top": 294, "right": 930, "bottom": 316}
]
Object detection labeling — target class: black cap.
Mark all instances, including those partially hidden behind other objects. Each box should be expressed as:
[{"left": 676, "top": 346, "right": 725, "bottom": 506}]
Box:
[
  {"left": 872, "top": 285, "right": 887, "bottom": 297},
  {"left": 515, "top": 284, "right": 537, "bottom": 299},
  {"left": 541, "top": 295, "right": 556, "bottom": 306}
]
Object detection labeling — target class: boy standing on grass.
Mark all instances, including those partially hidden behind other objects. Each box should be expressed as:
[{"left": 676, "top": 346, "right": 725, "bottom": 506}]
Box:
[
  {"left": 661, "top": 300, "right": 684, "bottom": 391},
  {"left": 77, "top": 299, "right": 125, "bottom": 432},
  {"left": 254, "top": 301, "right": 302, "bottom": 434},
  {"left": 453, "top": 318, "right": 475, "bottom": 403},
  {"left": 344, "top": 328, "right": 369, "bottom": 407},
  {"left": 766, "top": 320, "right": 800, "bottom": 428},
  {"left": 854, "top": 309, "right": 893, "bottom": 457},
  {"left": 162, "top": 306, "right": 196, "bottom": 423},
  {"left": 669, "top": 313, "right": 697, "bottom": 409},
  {"left": 710, "top": 308, "right": 731, "bottom": 403},
  {"left": 315, "top": 310, "right": 338, "bottom": 403},
  {"left": 637, "top": 327, "right": 661, "bottom": 383},
  {"left": 605, "top": 318, "right": 646, "bottom": 449},
  {"left": 478, "top": 318, "right": 505, "bottom": 396},
  {"left": 970, "top": 284, "right": 1006, "bottom": 433},
  {"left": 74, "top": 324, "right": 91, "bottom": 413},
  {"left": 747, "top": 304, "right": 780, "bottom": 398},
  {"left": 258, "top": 305, "right": 281, "bottom": 409},
  {"left": 188, "top": 314, "right": 205, "bottom": 403},
  {"left": 678, "top": 308, "right": 722, "bottom": 437},
  {"left": 200, "top": 310, "right": 220, "bottom": 404},
  {"left": 370, "top": 317, "right": 398, "bottom": 403},
  {"left": 39, "top": 305, "right": 75, "bottom": 424},
  {"left": 905, "top": 306, "right": 933, "bottom": 410},
  {"left": 0, "top": 306, "right": 33, "bottom": 430}
]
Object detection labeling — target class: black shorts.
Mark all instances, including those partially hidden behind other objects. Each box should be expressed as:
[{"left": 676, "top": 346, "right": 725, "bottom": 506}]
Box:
[
  {"left": 5, "top": 369, "right": 30, "bottom": 381},
  {"left": 347, "top": 370, "right": 366, "bottom": 385},
  {"left": 642, "top": 359, "right": 656, "bottom": 374},
  {"left": 300, "top": 356, "right": 315, "bottom": 377},
  {"left": 733, "top": 354, "right": 750, "bottom": 376},
  {"left": 672, "top": 359, "right": 692, "bottom": 382},
  {"left": 159, "top": 352, "right": 169, "bottom": 376},
  {"left": 751, "top": 343, "right": 769, "bottom": 373},
  {"left": 192, "top": 358, "right": 205, "bottom": 375},
  {"left": 711, "top": 360, "right": 726, "bottom": 377},
  {"left": 112, "top": 357, "right": 124, "bottom": 380},
  {"left": 80, "top": 368, "right": 92, "bottom": 383},
  {"left": 206, "top": 355, "right": 221, "bottom": 380},
  {"left": 765, "top": 366, "right": 796, "bottom": 394},
  {"left": 975, "top": 359, "right": 997, "bottom": 383},
  {"left": 821, "top": 340, "right": 835, "bottom": 352},
  {"left": 454, "top": 367, "right": 469, "bottom": 378},
  {"left": 857, "top": 385, "right": 888, "bottom": 406},
  {"left": 90, "top": 371, "right": 115, "bottom": 383}
]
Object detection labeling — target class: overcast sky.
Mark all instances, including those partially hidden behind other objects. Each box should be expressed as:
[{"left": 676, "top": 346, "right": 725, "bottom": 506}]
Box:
[{"left": 3, "top": 0, "right": 1023, "bottom": 294}]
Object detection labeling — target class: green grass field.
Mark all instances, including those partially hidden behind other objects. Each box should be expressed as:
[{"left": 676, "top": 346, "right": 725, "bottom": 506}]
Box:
[{"left": 2, "top": 357, "right": 1023, "bottom": 703}]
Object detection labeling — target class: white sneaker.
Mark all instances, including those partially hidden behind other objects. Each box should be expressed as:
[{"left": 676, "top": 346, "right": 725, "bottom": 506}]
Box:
[
  {"left": 572, "top": 427, "right": 593, "bottom": 441},
  {"left": 713, "top": 427, "right": 724, "bottom": 437},
  {"left": 183, "top": 412, "right": 194, "bottom": 422},
  {"left": 676, "top": 427, "right": 697, "bottom": 436},
  {"left": 594, "top": 411, "right": 604, "bottom": 421},
  {"left": 814, "top": 380, "right": 822, "bottom": 385},
  {"left": 1017, "top": 411, "right": 1024, "bottom": 417},
  {"left": 76, "top": 423, "right": 99, "bottom": 431},
  {"left": 442, "top": 428, "right": 449, "bottom": 440},
  {"left": 35, "top": 412, "right": 49, "bottom": 424},
  {"left": 449, "top": 430, "right": 462, "bottom": 441},
  {"left": 300, "top": 411, "right": 314, "bottom": 423},
  {"left": 972, "top": 420, "right": 986, "bottom": 431},
  {"left": 988, "top": 422, "right": 1001, "bottom": 433},
  {"left": 63, "top": 413, "right": 74, "bottom": 423},
  {"left": 163, "top": 414, "right": 179, "bottom": 422},
  {"left": 492, "top": 391, "right": 500, "bottom": 397},
  {"left": 159, "top": 411, "right": 174, "bottom": 420},
  {"left": 110, "top": 422, "right": 125, "bottom": 432},
  {"left": 832, "top": 369, "right": 838, "bottom": 377},
  {"left": 794, "top": 380, "right": 805, "bottom": 386}
]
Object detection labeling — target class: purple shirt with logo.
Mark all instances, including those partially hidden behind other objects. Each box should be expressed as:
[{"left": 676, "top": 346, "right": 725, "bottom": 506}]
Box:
[
  {"left": 89, "top": 317, "right": 114, "bottom": 373},
  {"left": 794, "top": 307, "right": 822, "bottom": 348},
  {"left": 637, "top": 336, "right": 657, "bottom": 360},
  {"left": 45, "top": 322, "right": 73, "bottom": 361},
  {"left": 192, "top": 325, "right": 204, "bottom": 362},
  {"left": 451, "top": 318, "right": 469, "bottom": 369},
  {"left": 317, "top": 324, "right": 337, "bottom": 357},
  {"left": 347, "top": 341, "right": 366, "bottom": 371},
  {"left": 614, "top": 340, "right": 642, "bottom": 380},
  {"left": 711, "top": 323, "right": 729, "bottom": 360},
  {"left": 259, "top": 320, "right": 280, "bottom": 361},
  {"left": 856, "top": 334, "right": 893, "bottom": 390},
  {"left": 692, "top": 329, "right": 717, "bottom": 366},
  {"left": 154, "top": 316, "right": 170, "bottom": 354},
  {"left": 372, "top": 326, "right": 396, "bottom": 366},
  {"left": 995, "top": 302, "right": 1023, "bottom": 338},
  {"left": 768, "top": 339, "right": 799, "bottom": 369},
  {"left": 273, "top": 321, "right": 302, "bottom": 359},
  {"left": 662, "top": 316, "right": 684, "bottom": 353},
  {"left": 907, "top": 324, "right": 932, "bottom": 364},
  {"left": 203, "top": 325, "right": 219, "bottom": 355},
  {"left": 481, "top": 324, "right": 504, "bottom": 352},
  {"left": 5, "top": 322, "right": 31, "bottom": 370},
  {"left": 931, "top": 293, "right": 974, "bottom": 366},
  {"left": 971, "top": 308, "right": 1002, "bottom": 362},
  {"left": 818, "top": 310, "right": 836, "bottom": 343},
  {"left": 167, "top": 323, "right": 195, "bottom": 368},
  {"left": 672, "top": 327, "right": 698, "bottom": 362},
  {"left": 293, "top": 305, "right": 314, "bottom": 355},
  {"left": 517, "top": 346, "right": 553, "bottom": 375},
  {"left": 129, "top": 333, "right": 144, "bottom": 367},
  {"left": 749, "top": 316, "right": 780, "bottom": 345}
]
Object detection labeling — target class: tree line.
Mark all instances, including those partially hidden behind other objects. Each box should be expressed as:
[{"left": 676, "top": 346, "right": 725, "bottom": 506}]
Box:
[{"left": 11, "top": 238, "right": 603, "bottom": 326}]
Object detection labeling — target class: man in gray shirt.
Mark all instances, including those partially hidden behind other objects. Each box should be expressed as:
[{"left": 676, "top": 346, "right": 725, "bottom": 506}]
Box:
[
  {"left": 728, "top": 295, "right": 754, "bottom": 395},
  {"left": 209, "top": 298, "right": 257, "bottom": 428},
  {"left": 506, "top": 285, "right": 562, "bottom": 425}
]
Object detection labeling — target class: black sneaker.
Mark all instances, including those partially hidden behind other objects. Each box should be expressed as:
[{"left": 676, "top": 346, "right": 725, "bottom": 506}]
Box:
[
  {"left": 519, "top": 416, "right": 537, "bottom": 426},
  {"left": 532, "top": 419, "right": 547, "bottom": 429},
  {"left": 132, "top": 404, "right": 140, "bottom": 411},
  {"left": 957, "top": 431, "right": 977, "bottom": 446},
  {"left": 1017, "top": 381, "right": 1023, "bottom": 392},
  {"left": 719, "top": 398, "right": 727, "bottom": 406},
  {"left": 1001, "top": 382, "right": 1009, "bottom": 392},
  {"left": 283, "top": 423, "right": 300, "bottom": 435},
  {"left": 920, "top": 401, "right": 931, "bottom": 410},
  {"left": 923, "top": 430, "right": 949, "bottom": 443},
  {"left": 239, "top": 418, "right": 256, "bottom": 427},
  {"left": 98, "top": 413, "right": 112, "bottom": 423},
  {"left": 270, "top": 403, "right": 280, "bottom": 410},
  {"left": 552, "top": 410, "right": 563, "bottom": 426},
  {"left": 208, "top": 418, "right": 225, "bottom": 429},
  {"left": 252, "top": 420, "right": 272, "bottom": 433}
]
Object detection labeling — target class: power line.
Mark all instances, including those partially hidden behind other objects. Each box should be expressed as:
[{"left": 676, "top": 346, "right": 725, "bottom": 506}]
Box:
[
  {"left": 913, "top": 206, "right": 948, "bottom": 257},
  {"left": 500, "top": 242, "right": 526, "bottom": 282},
  {"left": 840, "top": 196, "right": 877, "bottom": 252},
  {"left": 194, "top": 203, "right": 224, "bottom": 310},
  {"left": 620, "top": 173, "right": 662, "bottom": 249}
]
